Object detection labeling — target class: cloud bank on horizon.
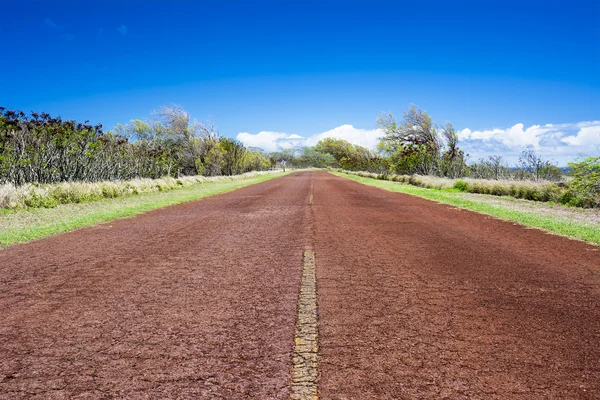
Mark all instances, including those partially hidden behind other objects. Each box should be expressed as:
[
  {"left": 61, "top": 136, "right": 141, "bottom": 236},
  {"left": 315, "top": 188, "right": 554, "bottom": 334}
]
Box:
[{"left": 237, "top": 121, "right": 600, "bottom": 166}]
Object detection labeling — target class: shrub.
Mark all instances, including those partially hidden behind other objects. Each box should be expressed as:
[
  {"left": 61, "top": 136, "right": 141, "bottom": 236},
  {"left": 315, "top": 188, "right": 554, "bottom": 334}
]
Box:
[
  {"left": 490, "top": 184, "right": 509, "bottom": 196},
  {"left": 567, "top": 156, "right": 600, "bottom": 208},
  {"left": 454, "top": 180, "right": 469, "bottom": 191}
]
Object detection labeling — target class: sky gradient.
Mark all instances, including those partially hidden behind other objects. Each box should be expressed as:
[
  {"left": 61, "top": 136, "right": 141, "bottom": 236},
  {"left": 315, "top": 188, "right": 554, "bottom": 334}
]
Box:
[{"left": 2, "top": 0, "right": 599, "bottom": 164}]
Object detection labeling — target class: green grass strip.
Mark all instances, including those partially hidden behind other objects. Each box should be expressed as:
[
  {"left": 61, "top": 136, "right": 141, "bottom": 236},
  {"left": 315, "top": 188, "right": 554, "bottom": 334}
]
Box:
[
  {"left": 332, "top": 171, "right": 600, "bottom": 246},
  {"left": 0, "top": 171, "right": 290, "bottom": 248}
]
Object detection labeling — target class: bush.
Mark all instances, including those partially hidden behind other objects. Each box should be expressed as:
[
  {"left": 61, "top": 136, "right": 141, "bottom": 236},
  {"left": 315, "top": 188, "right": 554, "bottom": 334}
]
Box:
[
  {"left": 454, "top": 180, "right": 469, "bottom": 191},
  {"left": 567, "top": 156, "right": 600, "bottom": 208}
]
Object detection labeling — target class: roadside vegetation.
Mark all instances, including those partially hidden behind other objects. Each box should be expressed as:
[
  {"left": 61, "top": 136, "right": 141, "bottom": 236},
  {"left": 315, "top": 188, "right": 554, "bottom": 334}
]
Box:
[
  {"left": 0, "top": 105, "right": 271, "bottom": 185},
  {"left": 267, "top": 106, "right": 599, "bottom": 209},
  {"left": 1, "top": 103, "right": 597, "bottom": 215},
  {"left": 333, "top": 171, "right": 600, "bottom": 246},
  {"left": 343, "top": 167, "right": 598, "bottom": 208}
]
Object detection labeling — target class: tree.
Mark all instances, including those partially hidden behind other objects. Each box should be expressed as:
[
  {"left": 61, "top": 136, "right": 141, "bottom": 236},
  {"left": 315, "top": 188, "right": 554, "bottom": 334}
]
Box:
[
  {"left": 468, "top": 155, "right": 509, "bottom": 180},
  {"left": 440, "top": 122, "right": 466, "bottom": 178},
  {"left": 219, "top": 137, "right": 246, "bottom": 175},
  {"left": 377, "top": 105, "right": 440, "bottom": 156},
  {"left": 156, "top": 105, "right": 190, "bottom": 140},
  {"left": 314, "top": 138, "right": 377, "bottom": 171},
  {"left": 518, "top": 149, "right": 553, "bottom": 181},
  {"left": 377, "top": 105, "right": 464, "bottom": 177}
]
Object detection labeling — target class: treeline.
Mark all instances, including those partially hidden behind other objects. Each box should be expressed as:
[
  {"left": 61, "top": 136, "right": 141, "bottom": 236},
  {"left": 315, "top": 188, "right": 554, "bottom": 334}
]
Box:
[
  {"left": 0, "top": 106, "right": 270, "bottom": 185},
  {"left": 264, "top": 105, "right": 598, "bottom": 208},
  {"left": 274, "top": 106, "right": 566, "bottom": 182},
  {"left": 2, "top": 104, "right": 597, "bottom": 207},
  {"left": 267, "top": 138, "right": 387, "bottom": 171}
]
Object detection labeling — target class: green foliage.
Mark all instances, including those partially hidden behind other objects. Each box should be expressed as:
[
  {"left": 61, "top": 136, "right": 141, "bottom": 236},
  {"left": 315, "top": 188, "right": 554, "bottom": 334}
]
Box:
[
  {"left": 314, "top": 138, "right": 383, "bottom": 172},
  {"left": 219, "top": 137, "right": 246, "bottom": 175},
  {"left": 567, "top": 156, "right": 600, "bottom": 208},
  {"left": 377, "top": 105, "right": 465, "bottom": 177},
  {"left": 297, "top": 148, "right": 337, "bottom": 168},
  {"left": 0, "top": 106, "right": 273, "bottom": 186},
  {"left": 454, "top": 180, "right": 468, "bottom": 191},
  {"left": 195, "top": 159, "right": 205, "bottom": 176}
]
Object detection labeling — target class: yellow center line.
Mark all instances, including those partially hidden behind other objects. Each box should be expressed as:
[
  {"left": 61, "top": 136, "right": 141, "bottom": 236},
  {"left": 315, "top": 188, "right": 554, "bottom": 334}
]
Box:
[{"left": 290, "top": 250, "right": 318, "bottom": 399}]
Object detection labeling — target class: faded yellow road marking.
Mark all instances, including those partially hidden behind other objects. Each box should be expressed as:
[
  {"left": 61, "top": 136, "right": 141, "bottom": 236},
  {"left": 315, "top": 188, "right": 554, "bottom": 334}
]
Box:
[
  {"left": 291, "top": 250, "right": 318, "bottom": 399},
  {"left": 308, "top": 195, "right": 313, "bottom": 205}
]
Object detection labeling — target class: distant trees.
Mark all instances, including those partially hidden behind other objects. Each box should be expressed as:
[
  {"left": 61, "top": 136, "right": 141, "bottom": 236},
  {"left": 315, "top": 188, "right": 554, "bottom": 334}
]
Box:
[
  {"left": 518, "top": 149, "right": 562, "bottom": 182},
  {"left": 314, "top": 137, "right": 386, "bottom": 172},
  {"left": 467, "top": 156, "right": 511, "bottom": 180},
  {"left": 297, "top": 148, "right": 337, "bottom": 168}
]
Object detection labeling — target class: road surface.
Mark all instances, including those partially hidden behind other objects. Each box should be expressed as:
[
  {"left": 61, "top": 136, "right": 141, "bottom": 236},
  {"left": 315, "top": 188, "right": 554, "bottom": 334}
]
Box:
[{"left": 1, "top": 171, "right": 599, "bottom": 398}]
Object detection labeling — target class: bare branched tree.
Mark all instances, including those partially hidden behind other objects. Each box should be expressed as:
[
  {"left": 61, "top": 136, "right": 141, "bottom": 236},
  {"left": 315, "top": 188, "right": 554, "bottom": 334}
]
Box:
[
  {"left": 519, "top": 149, "right": 552, "bottom": 181},
  {"left": 377, "top": 105, "right": 440, "bottom": 154}
]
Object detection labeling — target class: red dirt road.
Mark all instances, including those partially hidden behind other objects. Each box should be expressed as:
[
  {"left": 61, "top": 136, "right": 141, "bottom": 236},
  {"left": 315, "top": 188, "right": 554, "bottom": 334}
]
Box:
[{"left": 1, "top": 171, "right": 599, "bottom": 399}]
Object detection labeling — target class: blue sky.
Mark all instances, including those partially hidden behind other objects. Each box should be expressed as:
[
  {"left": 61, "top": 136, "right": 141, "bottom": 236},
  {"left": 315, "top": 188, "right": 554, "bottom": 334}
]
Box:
[{"left": 2, "top": 0, "right": 599, "bottom": 164}]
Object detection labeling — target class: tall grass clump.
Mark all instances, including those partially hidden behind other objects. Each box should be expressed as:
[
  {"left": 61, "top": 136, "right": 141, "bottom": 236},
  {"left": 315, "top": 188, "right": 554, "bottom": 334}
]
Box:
[{"left": 0, "top": 171, "right": 275, "bottom": 210}]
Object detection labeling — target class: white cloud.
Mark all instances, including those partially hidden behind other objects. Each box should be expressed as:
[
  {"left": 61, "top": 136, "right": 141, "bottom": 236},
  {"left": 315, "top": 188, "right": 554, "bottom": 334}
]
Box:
[
  {"left": 117, "top": 24, "right": 128, "bottom": 36},
  {"left": 305, "top": 125, "right": 383, "bottom": 149},
  {"left": 562, "top": 123, "right": 600, "bottom": 146},
  {"left": 237, "top": 124, "right": 382, "bottom": 153},
  {"left": 458, "top": 121, "right": 600, "bottom": 165},
  {"left": 458, "top": 123, "right": 554, "bottom": 147},
  {"left": 236, "top": 131, "right": 305, "bottom": 152}
]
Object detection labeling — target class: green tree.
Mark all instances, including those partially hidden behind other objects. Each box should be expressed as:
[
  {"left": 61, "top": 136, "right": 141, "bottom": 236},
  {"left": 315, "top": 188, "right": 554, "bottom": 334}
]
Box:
[
  {"left": 567, "top": 156, "right": 600, "bottom": 207},
  {"left": 377, "top": 105, "right": 463, "bottom": 176},
  {"left": 219, "top": 137, "right": 246, "bottom": 175}
]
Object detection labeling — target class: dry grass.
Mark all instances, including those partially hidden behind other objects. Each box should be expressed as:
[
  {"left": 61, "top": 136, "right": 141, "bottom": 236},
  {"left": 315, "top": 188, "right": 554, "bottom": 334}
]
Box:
[
  {"left": 0, "top": 171, "right": 277, "bottom": 210},
  {"left": 343, "top": 170, "right": 575, "bottom": 205}
]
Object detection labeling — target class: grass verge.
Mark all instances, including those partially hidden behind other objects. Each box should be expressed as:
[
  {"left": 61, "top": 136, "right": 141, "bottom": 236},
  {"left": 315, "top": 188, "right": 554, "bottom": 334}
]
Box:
[
  {"left": 0, "top": 171, "right": 290, "bottom": 248},
  {"left": 332, "top": 171, "right": 600, "bottom": 246}
]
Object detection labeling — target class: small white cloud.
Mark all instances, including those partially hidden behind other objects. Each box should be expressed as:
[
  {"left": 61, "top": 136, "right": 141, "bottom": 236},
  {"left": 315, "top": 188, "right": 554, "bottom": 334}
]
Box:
[
  {"left": 44, "top": 17, "right": 57, "bottom": 28},
  {"left": 117, "top": 24, "right": 128, "bottom": 36},
  {"left": 236, "top": 131, "right": 292, "bottom": 152},
  {"left": 562, "top": 123, "right": 600, "bottom": 146}
]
